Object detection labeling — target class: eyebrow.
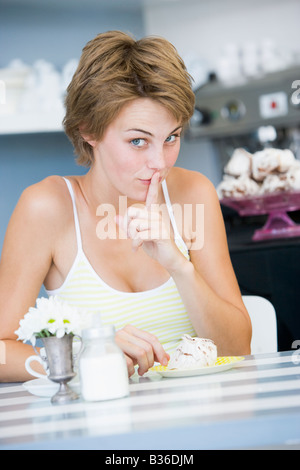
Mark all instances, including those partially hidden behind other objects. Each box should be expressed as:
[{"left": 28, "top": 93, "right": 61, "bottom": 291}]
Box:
[{"left": 125, "top": 125, "right": 183, "bottom": 136}]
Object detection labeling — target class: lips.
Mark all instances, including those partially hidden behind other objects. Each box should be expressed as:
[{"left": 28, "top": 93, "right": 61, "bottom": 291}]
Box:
[
  {"left": 138, "top": 175, "right": 163, "bottom": 184},
  {"left": 138, "top": 178, "right": 152, "bottom": 185}
]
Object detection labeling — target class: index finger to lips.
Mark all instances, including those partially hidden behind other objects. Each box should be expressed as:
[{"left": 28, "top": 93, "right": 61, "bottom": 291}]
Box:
[{"left": 146, "top": 172, "right": 160, "bottom": 209}]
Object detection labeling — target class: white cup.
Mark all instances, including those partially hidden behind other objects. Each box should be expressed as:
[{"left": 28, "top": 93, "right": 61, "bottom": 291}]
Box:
[
  {"left": 25, "top": 347, "right": 48, "bottom": 379},
  {"left": 25, "top": 341, "right": 82, "bottom": 379}
]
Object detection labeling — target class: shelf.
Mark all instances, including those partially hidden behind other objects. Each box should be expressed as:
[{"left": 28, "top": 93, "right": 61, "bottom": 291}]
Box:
[{"left": 0, "top": 111, "right": 64, "bottom": 135}]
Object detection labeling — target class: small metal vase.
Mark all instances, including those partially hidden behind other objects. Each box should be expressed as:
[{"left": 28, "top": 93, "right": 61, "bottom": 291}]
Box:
[{"left": 34, "top": 334, "right": 80, "bottom": 404}]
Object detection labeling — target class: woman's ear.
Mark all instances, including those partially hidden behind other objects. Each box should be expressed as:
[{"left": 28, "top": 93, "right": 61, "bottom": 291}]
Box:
[
  {"left": 79, "top": 125, "right": 97, "bottom": 147},
  {"left": 82, "top": 136, "right": 97, "bottom": 148}
]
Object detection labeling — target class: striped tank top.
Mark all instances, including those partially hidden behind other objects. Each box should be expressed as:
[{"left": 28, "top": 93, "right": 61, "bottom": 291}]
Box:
[{"left": 46, "top": 177, "right": 196, "bottom": 354}]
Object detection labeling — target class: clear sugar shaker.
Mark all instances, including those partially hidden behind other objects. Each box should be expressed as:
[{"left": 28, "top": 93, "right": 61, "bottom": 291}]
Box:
[{"left": 79, "top": 324, "right": 129, "bottom": 402}]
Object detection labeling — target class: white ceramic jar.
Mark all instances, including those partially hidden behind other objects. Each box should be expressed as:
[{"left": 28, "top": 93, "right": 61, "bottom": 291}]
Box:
[{"left": 79, "top": 324, "right": 129, "bottom": 402}]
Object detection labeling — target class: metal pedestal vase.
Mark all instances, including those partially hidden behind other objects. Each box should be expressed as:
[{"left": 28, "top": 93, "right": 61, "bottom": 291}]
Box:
[{"left": 37, "top": 334, "right": 80, "bottom": 404}]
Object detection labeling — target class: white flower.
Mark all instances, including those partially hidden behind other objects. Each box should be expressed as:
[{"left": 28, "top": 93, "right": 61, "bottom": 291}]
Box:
[
  {"left": 14, "top": 308, "right": 45, "bottom": 346},
  {"left": 15, "top": 296, "right": 93, "bottom": 344}
]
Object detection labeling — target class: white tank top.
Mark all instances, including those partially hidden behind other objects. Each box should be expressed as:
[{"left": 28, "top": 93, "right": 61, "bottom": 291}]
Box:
[{"left": 45, "top": 177, "right": 196, "bottom": 354}]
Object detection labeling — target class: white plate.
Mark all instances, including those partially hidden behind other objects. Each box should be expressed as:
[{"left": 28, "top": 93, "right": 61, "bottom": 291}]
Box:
[
  {"left": 151, "top": 356, "right": 244, "bottom": 378},
  {"left": 23, "top": 376, "right": 80, "bottom": 398}
]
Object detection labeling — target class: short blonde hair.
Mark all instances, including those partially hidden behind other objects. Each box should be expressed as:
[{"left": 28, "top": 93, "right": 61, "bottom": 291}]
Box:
[{"left": 63, "top": 30, "right": 195, "bottom": 167}]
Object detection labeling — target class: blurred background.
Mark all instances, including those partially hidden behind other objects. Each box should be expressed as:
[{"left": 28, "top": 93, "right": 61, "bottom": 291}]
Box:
[{"left": 1, "top": 0, "right": 300, "bottom": 350}]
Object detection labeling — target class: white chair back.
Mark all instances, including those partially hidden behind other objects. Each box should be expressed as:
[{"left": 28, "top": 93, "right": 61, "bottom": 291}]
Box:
[{"left": 242, "top": 295, "right": 278, "bottom": 354}]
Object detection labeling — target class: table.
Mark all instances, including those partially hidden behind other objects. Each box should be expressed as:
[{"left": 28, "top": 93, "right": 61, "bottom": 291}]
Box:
[{"left": 1, "top": 351, "right": 300, "bottom": 450}]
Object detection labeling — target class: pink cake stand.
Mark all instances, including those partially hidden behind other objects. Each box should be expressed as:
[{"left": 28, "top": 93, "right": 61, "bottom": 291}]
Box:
[{"left": 220, "top": 190, "right": 300, "bottom": 241}]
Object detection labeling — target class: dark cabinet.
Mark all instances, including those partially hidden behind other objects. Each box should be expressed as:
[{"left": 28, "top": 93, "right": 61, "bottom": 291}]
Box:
[{"left": 223, "top": 207, "right": 300, "bottom": 351}]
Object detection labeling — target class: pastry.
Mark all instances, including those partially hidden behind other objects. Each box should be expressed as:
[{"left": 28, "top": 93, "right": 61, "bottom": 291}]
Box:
[
  {"left": 168, "top": 334, "right": 217, "bottom": 370},
  {"left": 218, "top": 147, "right": 298, "bottom": 199},
  {"left": 286, "top": 161, "right": 300, "bottom": 190},
  {"left": 277, "top": 149, "right": 296, "bottom": 172},
  {"left": 260, "top": 174, "right": 291, "bottom": 193},
  {"left": 217, "top": 175, "right": 260, "bottom": 198},
  {"left": 252, "top": 148, "right": 295, "bottom": 181},
  {"left": 224, "top": 148, "right": 252, "bottom": 177}
]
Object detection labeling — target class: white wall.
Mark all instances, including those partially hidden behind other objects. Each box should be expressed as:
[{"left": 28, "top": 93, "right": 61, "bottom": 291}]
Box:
[{"left": 144, "top": 0, "right": 300, "bottom": 71}]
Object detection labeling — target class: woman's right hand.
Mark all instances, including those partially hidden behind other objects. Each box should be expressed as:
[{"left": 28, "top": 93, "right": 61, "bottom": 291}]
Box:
[{"left": 115, "top": 324, "right": 170, "bottom": 377}]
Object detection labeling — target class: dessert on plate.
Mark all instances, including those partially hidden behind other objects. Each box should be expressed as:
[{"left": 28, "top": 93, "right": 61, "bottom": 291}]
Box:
[{"left": 168, "top": 334, "right": 217, "bottom": 370}]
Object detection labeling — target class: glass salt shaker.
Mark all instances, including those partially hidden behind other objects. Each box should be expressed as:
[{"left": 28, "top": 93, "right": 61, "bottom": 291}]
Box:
[{"left": 79, "top": 324, "right": 129, "bottom": 402}]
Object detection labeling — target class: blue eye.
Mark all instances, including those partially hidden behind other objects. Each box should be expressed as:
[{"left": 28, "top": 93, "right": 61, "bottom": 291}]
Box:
[
  {"left": 131, "top": 138, "right": 146, "bottom": 147},
  {"left": 165, "top": 134, "right": 178, "bottom": 143}
]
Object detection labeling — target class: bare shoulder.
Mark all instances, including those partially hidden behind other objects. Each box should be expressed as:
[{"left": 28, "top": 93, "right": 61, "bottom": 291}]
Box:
[
  {"left": 3, "top": 175, "right": 74, "bottom": 250},
  {"left": 1, "top": 174, "right": 74, "bottom": 268},
  {"left": 17, "top": 175, "right": 71, "bottom": 224},
  {"left": 166, "top": 167, "right": 217, "bottom": 205}
]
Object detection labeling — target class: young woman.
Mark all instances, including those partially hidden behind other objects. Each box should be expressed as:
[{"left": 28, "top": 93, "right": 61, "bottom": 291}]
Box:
[{"left": 0, "top": 31, "right": 251, "bottom": 382}]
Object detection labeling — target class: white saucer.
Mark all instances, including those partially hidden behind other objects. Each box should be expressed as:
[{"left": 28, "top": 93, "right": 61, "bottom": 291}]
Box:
[{"left": 23, "top": 376, "right": 80, "bottom": 398}]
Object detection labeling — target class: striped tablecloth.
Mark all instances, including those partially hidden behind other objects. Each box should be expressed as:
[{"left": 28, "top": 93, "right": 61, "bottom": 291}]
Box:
[{"left": 1, "top": 351, "right": 300, "bottom": 450}]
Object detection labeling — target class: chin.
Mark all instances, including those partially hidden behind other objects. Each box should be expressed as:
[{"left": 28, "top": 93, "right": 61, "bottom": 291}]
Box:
[{"left": 118, "top": 187, "right": 146, "bottom": 204}]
